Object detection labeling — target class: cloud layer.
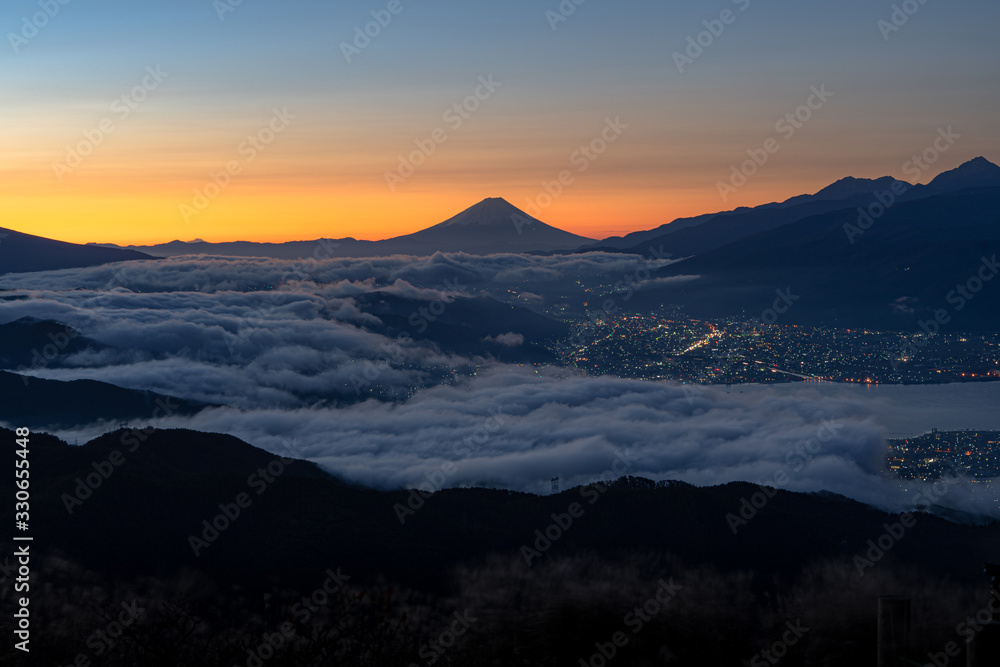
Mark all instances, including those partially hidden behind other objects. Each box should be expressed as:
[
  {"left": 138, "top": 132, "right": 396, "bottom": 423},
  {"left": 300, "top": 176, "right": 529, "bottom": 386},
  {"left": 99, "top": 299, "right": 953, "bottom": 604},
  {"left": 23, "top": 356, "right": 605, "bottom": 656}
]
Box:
[
  {"left": 45, "top": 367, "right": 998, "bottom": 518},
  {"left": 2, "top": 255, "right": 995, "bottom": 518}
]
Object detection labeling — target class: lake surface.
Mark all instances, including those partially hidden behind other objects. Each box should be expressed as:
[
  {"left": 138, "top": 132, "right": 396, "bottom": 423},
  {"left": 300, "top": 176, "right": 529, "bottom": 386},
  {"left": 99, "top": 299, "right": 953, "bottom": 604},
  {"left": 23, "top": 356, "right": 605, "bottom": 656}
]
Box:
[{"left": 732, "top": 381, "right": 1000, "bottom": 436}]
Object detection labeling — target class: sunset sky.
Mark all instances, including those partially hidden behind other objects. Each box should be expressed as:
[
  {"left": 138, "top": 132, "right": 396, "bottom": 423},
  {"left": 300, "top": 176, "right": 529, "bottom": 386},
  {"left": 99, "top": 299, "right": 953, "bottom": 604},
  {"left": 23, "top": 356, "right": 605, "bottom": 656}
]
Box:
[{"left": 2, "top": 0, "right": 998, "bottom": 245}]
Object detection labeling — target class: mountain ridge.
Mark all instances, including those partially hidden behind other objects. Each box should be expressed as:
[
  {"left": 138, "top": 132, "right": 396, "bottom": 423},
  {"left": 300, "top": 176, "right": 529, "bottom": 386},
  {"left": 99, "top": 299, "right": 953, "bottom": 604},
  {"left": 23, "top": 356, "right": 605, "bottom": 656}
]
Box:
[
  {"left": 11, "top": 157, "right": 999, "bottom": 270},
  {"left": 608, "top": 156, "right": 1000, "bottom": 259},
  {"left": 0, "top": 225, "right": 155, "bottom": 275},
  {"left": 87, "top": 197, "right": 595, "bottom": 260},
  {"left": 593, "top": 156, "right": 1000, "bottom": 253},
  {"left": 638, "top": 185, "right": 1000, "bottom": 330}
]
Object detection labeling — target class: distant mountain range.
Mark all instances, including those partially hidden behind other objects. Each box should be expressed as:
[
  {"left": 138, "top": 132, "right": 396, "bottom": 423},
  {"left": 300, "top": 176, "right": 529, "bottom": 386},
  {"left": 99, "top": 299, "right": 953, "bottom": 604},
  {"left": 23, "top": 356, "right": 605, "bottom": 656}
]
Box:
[
  {"left": 90, "top": 197, "right": 596, "bottom": 260},
  {"left": 638, "top": 184, "right": 1000, "bottom": 330},
  {"left": 594, "top": 156, "right": 1000, "bottom": 258},
  {"left": 83, "top": 156, "right": 999, "bottom": 265}
]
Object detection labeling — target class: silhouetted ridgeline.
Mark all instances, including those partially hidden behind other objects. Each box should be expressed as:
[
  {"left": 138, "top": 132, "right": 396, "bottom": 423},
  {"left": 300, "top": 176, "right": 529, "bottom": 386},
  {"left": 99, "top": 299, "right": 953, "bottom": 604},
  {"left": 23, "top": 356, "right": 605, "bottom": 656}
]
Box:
[
  {"left": 644, "top": 186, "right": 1000, "bottom": 330},
  {"left": 0, "top": 226, "right": 155, "bottom": 275},
  {"left": 1, "top": 427, "right": 997, "bottom": 665}
]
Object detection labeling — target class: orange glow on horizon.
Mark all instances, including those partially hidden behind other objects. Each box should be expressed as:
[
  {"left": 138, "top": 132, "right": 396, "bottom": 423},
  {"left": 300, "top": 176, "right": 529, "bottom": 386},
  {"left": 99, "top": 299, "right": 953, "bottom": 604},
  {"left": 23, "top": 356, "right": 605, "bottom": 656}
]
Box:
[
  {"left": 1, "top": 180, "right": 829, "bottom": 247},
  {"left": 3, "top": 87, "right": 985, "bottom": 247}
]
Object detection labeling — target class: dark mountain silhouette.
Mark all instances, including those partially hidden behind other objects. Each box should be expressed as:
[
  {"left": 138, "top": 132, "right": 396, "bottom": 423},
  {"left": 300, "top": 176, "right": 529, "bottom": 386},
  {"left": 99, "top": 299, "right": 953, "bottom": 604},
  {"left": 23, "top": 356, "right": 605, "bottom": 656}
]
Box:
[
  {"left": 4, "top": 426, "right": 997, "bottom": 666},
  {"left": 617, "top": 192, "right": 909, "bottom": 259},
  {"left": 0, "top": 317, "right": 106, "bottom": 370},
  {"left": 639, "top": 186, "right": 1000, "bottom": 330},
  {"left": 0, "top": 318, "right": 213, "bottom": 429},
  {"left": 6, "top": 426, "right": 997, "bottom": 587},
  {"left": 784, "top": 175, "right": 910, "bottom": 205},
  {"left": 96, "top": 198, "right": 595, "bottom": 259},
  {"left": 598, "top": 157, "right": 1000, "bottom": 259},
  {"left": 375, "top": 197, "right": 595, "bottom": 254},
  {"left": 924, "top": 155, "right": 1000, "bottom": 192},
  {"left": 89, "top": 237, "right": 367, "bottom": 260},
  {"left": 588, "top": 176, "right": 914, "bottom": 253},
  {"left": 0, "top": 225, "right": 155, "bottom": 275},
  {"left": 0, "top": 371, "right": 210, "bottom": 429},
  {"left": 586, "top": 211, "right": 730, "bottom": 251}
]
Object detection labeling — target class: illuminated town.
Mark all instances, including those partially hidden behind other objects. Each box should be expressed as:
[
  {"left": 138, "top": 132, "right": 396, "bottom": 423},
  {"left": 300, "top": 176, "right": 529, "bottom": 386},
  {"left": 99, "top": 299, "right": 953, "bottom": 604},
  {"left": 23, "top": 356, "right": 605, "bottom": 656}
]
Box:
[
  {"left": 556, "top": 311, "right": 1000, "bottom": 385},
  {"left": 887, "top": 429, "right": 1000, "bottom": 481}
]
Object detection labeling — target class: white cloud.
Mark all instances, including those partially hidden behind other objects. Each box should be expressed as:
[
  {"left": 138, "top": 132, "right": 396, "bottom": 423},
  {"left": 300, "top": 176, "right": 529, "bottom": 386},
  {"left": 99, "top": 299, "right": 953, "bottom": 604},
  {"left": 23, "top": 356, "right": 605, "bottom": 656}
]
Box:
[
  {"left": 2, "top": 253, "right": 995, "bottom": 519},
  {"left": 484, "top": 332, "right": 524, "bottom": 346}
]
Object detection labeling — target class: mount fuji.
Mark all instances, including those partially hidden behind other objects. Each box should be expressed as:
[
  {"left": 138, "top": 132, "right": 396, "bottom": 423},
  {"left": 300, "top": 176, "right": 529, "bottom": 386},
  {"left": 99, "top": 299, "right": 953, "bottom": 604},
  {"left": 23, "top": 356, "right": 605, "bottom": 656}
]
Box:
[{"left": 373, "top": 197, "right": 595, "bottom": 255}]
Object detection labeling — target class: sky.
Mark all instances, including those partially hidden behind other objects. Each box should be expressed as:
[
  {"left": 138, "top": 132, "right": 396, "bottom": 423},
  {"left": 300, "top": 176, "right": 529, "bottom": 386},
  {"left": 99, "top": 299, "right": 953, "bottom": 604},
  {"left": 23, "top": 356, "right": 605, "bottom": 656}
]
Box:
[{"left": 2, "top": 0, "right": 998, "bottom": 244}]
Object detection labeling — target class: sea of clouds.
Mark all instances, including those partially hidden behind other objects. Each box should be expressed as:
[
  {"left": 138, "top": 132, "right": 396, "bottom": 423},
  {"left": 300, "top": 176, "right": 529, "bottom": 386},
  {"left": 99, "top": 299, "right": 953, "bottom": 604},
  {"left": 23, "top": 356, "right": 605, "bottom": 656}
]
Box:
[{"left": 1, "top": 253, "right": 995, "bottom": 517}]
